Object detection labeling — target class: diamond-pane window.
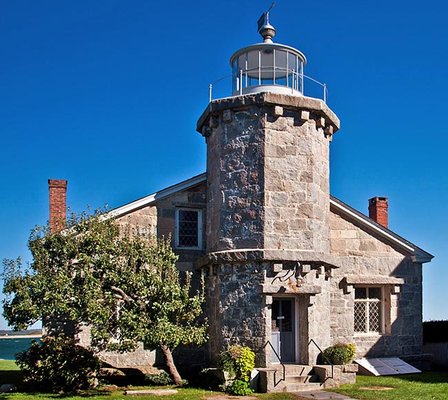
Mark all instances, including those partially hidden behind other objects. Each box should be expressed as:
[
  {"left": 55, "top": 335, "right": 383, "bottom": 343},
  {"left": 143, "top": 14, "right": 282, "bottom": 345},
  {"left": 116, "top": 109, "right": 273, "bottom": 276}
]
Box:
[
  {"left": 354, "top": 286, "right": 383, "bottom": 334},
  {"left": 175, "top": 209, "right": 202, "bottom": 249},
  {"left": 354, "top": 302, "right": 367, "bottom": 332}
]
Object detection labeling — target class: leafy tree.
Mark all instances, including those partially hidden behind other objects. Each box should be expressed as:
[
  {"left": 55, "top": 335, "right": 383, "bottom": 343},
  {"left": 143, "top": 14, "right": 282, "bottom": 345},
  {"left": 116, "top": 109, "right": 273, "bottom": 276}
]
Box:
[{"left": 2, "top": 211, "right": 207, "bottom": 385}]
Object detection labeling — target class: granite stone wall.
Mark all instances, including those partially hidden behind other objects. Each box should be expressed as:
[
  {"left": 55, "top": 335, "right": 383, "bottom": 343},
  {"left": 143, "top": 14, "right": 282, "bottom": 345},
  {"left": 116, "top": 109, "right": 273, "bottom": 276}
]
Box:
[
  {"left": 116, "top": 181, "right": 207, "bottom": 268},
  {"left": 329, "top": 209, "right": 423, "bottom": 358},
  {"left": 116, "top": 205, "right": 158, "bottom": 237},
  {"left": 200, "top": 94, "right": 338, "bottom": 256},
  {"left": 76, "top": 324, "right": 157, "bottom": 372},
  {"left": 206, "top": 262, "right": 269, "bottom": 366},
  {"left": 205, "top": 258, "right": 337, "bottom": 367},
  {"left": 263, "top": 109, "right": 330, "bottom": 254},
  {"left": 205, "top": 107, "right": 266, "bottom": 252}
]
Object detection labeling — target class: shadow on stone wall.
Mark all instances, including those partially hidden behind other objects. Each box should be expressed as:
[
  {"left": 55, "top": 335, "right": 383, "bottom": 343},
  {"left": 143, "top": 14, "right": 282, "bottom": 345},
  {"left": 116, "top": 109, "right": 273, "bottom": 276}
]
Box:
[{"left": 352, "top": 256, "right": 426, "bottom": 369}]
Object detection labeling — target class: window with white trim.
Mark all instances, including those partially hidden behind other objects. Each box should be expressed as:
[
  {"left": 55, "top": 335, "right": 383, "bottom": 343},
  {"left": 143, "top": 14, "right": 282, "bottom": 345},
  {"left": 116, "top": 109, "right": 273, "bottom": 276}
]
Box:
[
  {"left": 175, "top": 208, "right": 203, "bottom": 250},
  {"left": 354, "top": 287, "right": 383, "bottom": 334}
]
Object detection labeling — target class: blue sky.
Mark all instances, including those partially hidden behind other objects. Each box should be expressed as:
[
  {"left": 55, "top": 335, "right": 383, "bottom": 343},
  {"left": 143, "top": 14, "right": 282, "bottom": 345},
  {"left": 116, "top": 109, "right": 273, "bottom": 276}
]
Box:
[{"left": 0, "top": 0, "right": 447, "bottom": 329}]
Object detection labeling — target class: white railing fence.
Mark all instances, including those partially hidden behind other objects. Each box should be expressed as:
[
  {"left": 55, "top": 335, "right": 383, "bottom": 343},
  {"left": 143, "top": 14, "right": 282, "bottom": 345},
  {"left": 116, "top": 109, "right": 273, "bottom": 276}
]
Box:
[{"left": 208, "top": 72, "right": 328, "bottom": 103}]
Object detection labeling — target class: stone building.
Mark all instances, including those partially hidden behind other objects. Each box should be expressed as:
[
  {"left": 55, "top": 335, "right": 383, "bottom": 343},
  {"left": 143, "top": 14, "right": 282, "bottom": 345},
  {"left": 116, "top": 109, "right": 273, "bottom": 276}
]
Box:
[{"left": 49, "top": 14, "right": 432, "bottom": 390}]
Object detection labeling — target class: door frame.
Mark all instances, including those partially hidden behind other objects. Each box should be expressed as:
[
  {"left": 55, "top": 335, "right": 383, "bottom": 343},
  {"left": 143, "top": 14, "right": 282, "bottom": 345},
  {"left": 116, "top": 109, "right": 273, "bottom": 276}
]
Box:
[{"left": 271, "top": 295, "right": 300, "bottom": 364}]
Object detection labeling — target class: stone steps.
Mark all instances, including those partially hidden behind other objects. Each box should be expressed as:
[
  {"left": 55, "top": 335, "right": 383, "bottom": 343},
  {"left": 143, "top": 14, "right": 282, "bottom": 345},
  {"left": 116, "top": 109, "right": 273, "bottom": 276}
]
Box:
[
  {"left": 285, "top": 374, "right": 320, "bottom": 384},
  {"left": 270, "top": 364, "right": 323, "bottom": 392},
  {"left": 284, "top": 364, "right": 314, "bottom": 376},
  {"left": 259, "top": 363, "right": 358, "bottom": 392},
  {"left": 281, "top": 382, "right": 323, "bottom": 392}
]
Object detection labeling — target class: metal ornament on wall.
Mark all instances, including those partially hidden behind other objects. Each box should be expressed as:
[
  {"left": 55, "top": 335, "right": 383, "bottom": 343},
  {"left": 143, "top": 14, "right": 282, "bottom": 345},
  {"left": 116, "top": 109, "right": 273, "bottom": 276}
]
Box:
[{"left": 270, "top": 261, "right": 307, "bottom": 287}]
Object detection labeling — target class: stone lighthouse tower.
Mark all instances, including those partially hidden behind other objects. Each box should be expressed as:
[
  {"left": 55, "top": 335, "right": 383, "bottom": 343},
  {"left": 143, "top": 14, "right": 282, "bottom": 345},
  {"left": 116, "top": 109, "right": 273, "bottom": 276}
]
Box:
[{"left": 197, "top": 13, "right": 340, "bottom": 368}]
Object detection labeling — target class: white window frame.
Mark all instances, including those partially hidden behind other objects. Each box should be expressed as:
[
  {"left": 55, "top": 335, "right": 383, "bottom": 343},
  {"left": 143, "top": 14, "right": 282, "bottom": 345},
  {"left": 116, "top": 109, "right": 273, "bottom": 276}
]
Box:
[
  {"left": 354, "top": 286, "right": 385, "bottom": 336},
  {"left": 175, "top": 208, "right": 203, "bottom": 250}
]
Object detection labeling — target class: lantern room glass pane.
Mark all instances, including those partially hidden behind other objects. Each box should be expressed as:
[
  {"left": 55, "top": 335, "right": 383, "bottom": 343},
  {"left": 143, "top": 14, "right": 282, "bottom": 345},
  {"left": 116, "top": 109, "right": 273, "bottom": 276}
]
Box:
[
  {"left": 259, "top": 49, "right": 273, "bottom": 85},
  {"left": 275, "top": 50, "right": 288, "bottom": 78},
  {"left": 288, "top": 52, "right": 298, "bottom": 72},
  {"left": 245, "top": 50, "right": 259, "bottom": 78}
]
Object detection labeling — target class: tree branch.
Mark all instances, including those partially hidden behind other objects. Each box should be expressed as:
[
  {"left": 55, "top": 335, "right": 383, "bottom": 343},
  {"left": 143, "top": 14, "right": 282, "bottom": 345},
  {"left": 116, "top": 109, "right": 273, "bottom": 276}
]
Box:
[{"left": 110, "top": 286, "right": 134, "bottom": 303}]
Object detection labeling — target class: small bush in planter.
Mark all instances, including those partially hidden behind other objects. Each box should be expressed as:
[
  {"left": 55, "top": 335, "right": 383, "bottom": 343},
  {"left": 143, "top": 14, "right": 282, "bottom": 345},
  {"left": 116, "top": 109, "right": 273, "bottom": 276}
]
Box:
[
  {"left": 322, "top": 343, "right": 356, "bottom": 365},
  {"left": 219, "top": 345, "right": 255, "bottom": 395}
]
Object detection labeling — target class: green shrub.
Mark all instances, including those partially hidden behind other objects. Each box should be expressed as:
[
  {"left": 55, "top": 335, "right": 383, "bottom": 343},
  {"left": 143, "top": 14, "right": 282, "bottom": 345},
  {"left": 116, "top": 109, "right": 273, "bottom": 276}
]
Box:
[
  {"left": 322, "top": 343, "right": 356, "bottom": 365},
  {"left": 144, "top": 370, "right": 174, "bottom": 386},
  {"left": 16, "top": 335, "right": 100, "bottom": 393},
  {"left": 219, "top": 345, "right": 255, "bottom": 396},
  {"left": 227, "top": 379, "right": 254, "bottom": 396},
  {"left": 219, "top": 345, "right": 255, "bottom": 382}
]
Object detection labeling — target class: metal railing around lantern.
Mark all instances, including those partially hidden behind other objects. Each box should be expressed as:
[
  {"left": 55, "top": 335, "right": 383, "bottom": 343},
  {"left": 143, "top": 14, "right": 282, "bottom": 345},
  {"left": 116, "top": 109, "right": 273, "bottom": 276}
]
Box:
[{"left": 208, "top": 70, "right": 328, "bottom": 103}]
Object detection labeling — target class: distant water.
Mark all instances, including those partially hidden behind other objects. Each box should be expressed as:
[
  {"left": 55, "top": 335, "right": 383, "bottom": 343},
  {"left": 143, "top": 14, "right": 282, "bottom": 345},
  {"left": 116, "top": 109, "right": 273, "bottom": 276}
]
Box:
[{"left": 0, "top": 338, "right": 39, "bottom": 360}]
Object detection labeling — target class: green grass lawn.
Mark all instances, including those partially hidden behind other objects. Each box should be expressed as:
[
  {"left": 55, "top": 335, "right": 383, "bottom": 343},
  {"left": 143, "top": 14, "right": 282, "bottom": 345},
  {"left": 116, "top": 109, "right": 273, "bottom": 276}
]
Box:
[
  {"left": 2, "top": 359, "right": 447, "bottom": 400},
  {"left": 0, "top": 387, "right": 296, "bottom": 400},
  {"left": 0, "top": 360, "right": 19, "bottom": 371},
  {"left": 0, "top": 360, "right": 295, "bottom": 400},
  {"left": 332, "top": 372, "right": 448, "bottom": 400}
]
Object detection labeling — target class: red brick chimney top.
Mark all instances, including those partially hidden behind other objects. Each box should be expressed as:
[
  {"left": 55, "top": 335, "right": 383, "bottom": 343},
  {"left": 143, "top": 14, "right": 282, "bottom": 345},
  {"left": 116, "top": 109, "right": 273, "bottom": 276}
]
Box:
[
  {"left": 48, "top": 179, "right": 67, "bottom": 233},
  {"left": 368, "top": 196, "right": 388, "bottom": 228}
]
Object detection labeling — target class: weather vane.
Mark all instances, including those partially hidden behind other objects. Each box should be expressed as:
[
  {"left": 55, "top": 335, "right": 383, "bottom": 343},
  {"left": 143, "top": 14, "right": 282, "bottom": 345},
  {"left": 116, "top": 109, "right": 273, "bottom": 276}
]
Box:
[{"left": 257, "top": 2, "right": 276, "bottom": 33}]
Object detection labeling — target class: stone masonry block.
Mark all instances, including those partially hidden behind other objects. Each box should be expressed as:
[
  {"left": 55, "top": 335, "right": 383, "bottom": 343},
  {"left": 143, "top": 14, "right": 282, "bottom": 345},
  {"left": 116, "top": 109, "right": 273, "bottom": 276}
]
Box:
[
  {"left": 302, "top": 264, "right": 311, "bottom": 274},
  {"left": 273, "top": 105, "right": 283, "bottom": 116},
  {"left": 209, "top": 115, "right": 219, "bottom": 128},
  {"left": 325, "top": 125, "right": 334, "bottom": 136},
  {"left": 223, "top": 109, "right": 232, "bottom": 122},
  {"left": 202, "top": 126, "right": 212, "bottom": 137},
  {"left": 392, "top": 285, "right": 401, "bottom": 294},
  {"left": 273, "top": 263, "right": 283, "bottom": 272},
  {"left": 300, "top": 110, "right": 310, "bottom": 121},
  {"left": 316, "top": 117, "right": 326, "bottom": 128}
]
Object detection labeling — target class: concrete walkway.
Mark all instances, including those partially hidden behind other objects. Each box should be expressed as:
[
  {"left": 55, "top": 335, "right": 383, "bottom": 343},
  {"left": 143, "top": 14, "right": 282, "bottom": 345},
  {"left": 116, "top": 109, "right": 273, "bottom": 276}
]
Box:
[{"left": 295, "top": 391, "right": 356, "bottom": 400}]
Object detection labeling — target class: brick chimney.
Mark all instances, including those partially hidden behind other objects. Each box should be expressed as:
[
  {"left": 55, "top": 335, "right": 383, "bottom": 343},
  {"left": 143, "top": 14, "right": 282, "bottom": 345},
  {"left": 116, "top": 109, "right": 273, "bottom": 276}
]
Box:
[
  {"left": 48, "top": 179, "right": 67, "bottom": 233},
  {"left": 368, "top": 196, "right": 388, "bottom": 228}
]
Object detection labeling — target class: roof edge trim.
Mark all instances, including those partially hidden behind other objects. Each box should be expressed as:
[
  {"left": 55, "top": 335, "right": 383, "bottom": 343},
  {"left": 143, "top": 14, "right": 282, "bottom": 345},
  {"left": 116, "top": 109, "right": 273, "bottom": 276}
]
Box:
[
  {"left": 330, "top": 197, "right": 433, "bottom": 263},
  {"left": 106, "top": 173, "right": 207, "bottom": 220}
]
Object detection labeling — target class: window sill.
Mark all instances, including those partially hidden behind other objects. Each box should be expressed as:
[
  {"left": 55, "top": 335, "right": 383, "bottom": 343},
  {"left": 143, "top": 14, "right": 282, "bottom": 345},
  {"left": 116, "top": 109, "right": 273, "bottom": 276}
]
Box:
[{"left": 354, "top": 333, "right": 384, "bottom": 338}]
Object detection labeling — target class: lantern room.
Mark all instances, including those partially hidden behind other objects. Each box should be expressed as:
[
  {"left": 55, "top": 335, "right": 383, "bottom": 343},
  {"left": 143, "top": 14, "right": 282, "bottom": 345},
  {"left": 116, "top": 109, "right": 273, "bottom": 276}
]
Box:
[{"left": 230, "top": 15, "right": 306, "bottom": 97}]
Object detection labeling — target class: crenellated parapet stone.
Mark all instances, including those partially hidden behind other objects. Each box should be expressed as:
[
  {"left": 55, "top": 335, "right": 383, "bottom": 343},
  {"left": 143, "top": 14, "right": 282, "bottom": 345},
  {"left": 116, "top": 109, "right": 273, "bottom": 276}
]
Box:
[
  {"left": 261, "top": 260, "right": 335, "bottom": 295},
  {"left": 197, "top": 92, "right": 340, "bottom": 135}
]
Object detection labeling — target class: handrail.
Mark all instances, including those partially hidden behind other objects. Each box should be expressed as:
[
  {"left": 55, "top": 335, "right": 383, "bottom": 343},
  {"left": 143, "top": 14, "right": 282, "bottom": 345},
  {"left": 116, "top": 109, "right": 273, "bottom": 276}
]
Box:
[
  {"left": 308, "top": 338, "right": 334, "bottom": 384},
  {"left": 258, "top": 340, "right": 285, "bottom": 387},
  {"left": 208, "top": 72, "right": 328, "bottom": 103}
]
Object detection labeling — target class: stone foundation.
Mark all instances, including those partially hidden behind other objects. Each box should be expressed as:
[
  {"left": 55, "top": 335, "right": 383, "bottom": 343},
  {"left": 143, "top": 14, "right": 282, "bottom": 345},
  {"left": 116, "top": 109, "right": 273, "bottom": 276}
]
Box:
[
  {"left": 76, "top": 325, "right": 156, "bottom": 371},
  {"left": 314, "top": 364, "right": 358, "bottom": 388}
]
